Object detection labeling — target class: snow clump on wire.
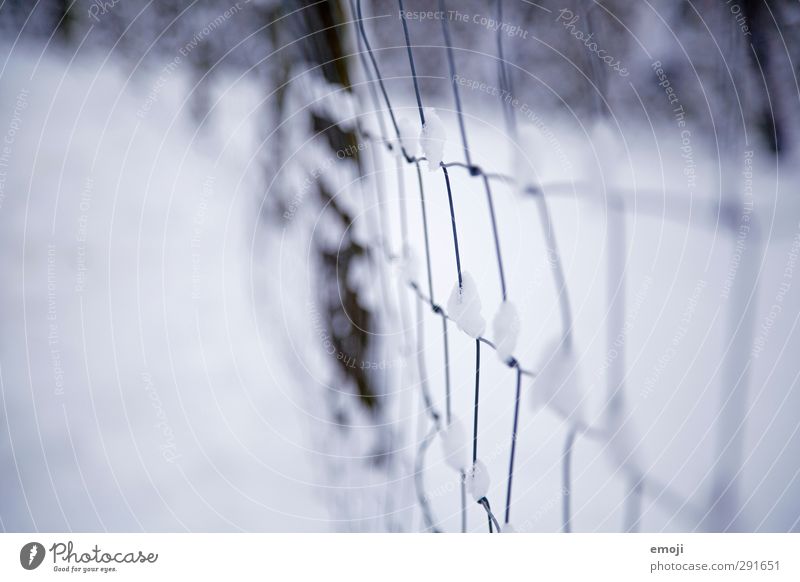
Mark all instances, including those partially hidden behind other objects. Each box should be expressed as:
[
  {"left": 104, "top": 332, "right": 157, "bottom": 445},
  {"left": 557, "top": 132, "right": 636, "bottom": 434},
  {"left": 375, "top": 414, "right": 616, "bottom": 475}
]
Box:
[
  {"left": 492, "top": 300, "right": 520, "bottom": 363},
  {"left": 447, "top": 272, "right": 485, "bottom": 338},
  {"left": 439, "top": 417, "right": 468, "bottom": 471},
  {"left": 397, "top": 117, "right": 419, "bottom": 157},
  {"left": 419, "top": 107, "right": 446, "bottom": 171},
  {"left": 466, "top": 459, "right": 490, "bottom": 501}
]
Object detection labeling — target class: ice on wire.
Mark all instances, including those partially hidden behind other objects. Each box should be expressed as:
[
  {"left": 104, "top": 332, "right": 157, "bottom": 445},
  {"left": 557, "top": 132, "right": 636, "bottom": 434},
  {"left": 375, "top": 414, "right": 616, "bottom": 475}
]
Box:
[
  {"left": 439, "top": 417, "right": 468, "bottom": 471},
  {"left": 419, "top": 107, "right": 446, "bottom": 171},
  {"left": 397, "top": 117, "right": 419, "bottom": 157},
  {"left": 492, "top": 300, "right": 520, "bottom": 363},
  {"left": 447, "top": 272, "right": 486, "bottom": 338},
  {"left": 466, "top": 459, "right": 490, "bottom": 501}
]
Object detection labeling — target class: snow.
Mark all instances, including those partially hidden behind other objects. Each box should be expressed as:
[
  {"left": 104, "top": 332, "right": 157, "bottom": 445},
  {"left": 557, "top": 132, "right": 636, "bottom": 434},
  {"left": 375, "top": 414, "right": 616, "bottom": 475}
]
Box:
[
  {"left": 346, "top": 255, "right": 369, "bottom": 292},
  {"left": 0, "top": 46, "right": 328, "bottom": 532},
  {"left": 438, "top": 417, "right": 468, "bottom": 471},
  {"left": 312, "top": 209, "right": 346, "bottom": 253},
  {"left": 348, "top": 23, "right": 800, "bottom": 535},
  {"left": 4, "top": 32, "right": 800, "bottom": 534},
  {"left": 419, "top": 107, "right": 446, "bottom": 171},
  {"left": 530, "top": 338, "right": 586, "bottom": 426},
  {"left": 345, "top": 254, "right": 380, "bottom": 311},
  {"left": 492, "top": 300, "right": 520, "bottom": 363},
  {"left": 397, "top": 117, "right": 419, "bottom": 158},
  {"left": 466, "top": 459, "right": 490, "bottom": 501},
  {"left": 446, "top": 272, "right": 486, "bottom": 338},
  {"left": 295, "top": 67, "right": 360, "bottom": 131}
]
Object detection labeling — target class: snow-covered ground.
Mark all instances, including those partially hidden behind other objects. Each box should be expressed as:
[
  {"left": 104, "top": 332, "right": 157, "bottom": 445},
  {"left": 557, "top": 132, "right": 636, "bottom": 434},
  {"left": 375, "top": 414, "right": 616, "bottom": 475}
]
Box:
[{"left": 0, "top": 45, "right": 328, "bottom": 531}]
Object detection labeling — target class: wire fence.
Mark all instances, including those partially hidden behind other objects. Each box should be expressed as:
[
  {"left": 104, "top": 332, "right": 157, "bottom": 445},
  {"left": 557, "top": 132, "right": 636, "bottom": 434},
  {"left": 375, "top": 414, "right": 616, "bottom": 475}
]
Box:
[{"left": 298, "top": 0, "right": 760, "bottom": 532}]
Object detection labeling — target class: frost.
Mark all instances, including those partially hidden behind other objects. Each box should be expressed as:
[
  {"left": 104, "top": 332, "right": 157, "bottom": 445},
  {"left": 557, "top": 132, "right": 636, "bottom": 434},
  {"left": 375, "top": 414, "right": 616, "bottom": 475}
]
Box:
[
  {"left": 492, "top": 300, "right": 520, "bottom": 363},
  {"left": 447, "top": 272, "right": 486, "bottom": 338},
  {"left": 419, "top": 107, "right": 446, "bottom": 171},
  {"left": 439, "top": 417, "right": 468, "bottom": 471},
  {"left": 397, "top": 117, "right": 419, "bottom": 157},
  {"left": 466, "top": 459, "right": 490, "bottom": 501},
  {"left": 530, "top": 338, "right": 585, "bottom": 425}
]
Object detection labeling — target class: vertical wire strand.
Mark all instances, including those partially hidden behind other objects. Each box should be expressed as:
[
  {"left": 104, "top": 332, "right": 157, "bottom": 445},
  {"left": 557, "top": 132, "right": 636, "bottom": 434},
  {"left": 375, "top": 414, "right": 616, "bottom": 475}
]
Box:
[
  {"left": 625, "top": 482, "right": 643, "bottom": 533},
  {"left": 483, "top": 175, "right": 508, "bottom": 301},
  {"left": 460, "top": 471, "right": 467, "bottom": 533},
  {"left": 707, "top": 216, "right": 760, "bottom": 531},
  {"left": 416, "top": 162, "right": 436, "bottom": 306},
  {"left": 415, "top": 297, "right": 438, "bottom": 421},
  {"left": 495, "top": 0, "right": 518, "bottom": 141},
  {"left": 413, "top": 220, "right": 441, "bottom": 532},
  {"left": 562, "top": 427, "right": 577, "bottom": 533},
  {"left": 479, "top": 497, "right": 502, "bottom": 532},
  {"left": 472, "top": 339, "right": 481, "bottom": 465},
  {"left": 397, "top": 161, "right": 409, "bottom": 249},
  {"left": 438, "top": 0, "right": 472, "bottom": 167},
  {"left": 397, "top": 0, "right": 426, "bottom": 125},
  {"left": 496, "top": 0, "right": 520, "bottom": 530},
  {"left": 355, "top": 0, "right": 401, "bottom": 137},
  {"left": 579, "top": 2, "right": 609, "bottom": 118},
  {"left": 413, "top": 298, "right": 441, "bottom": 529},
  {"left": 531, "top": 188, "right": 574, "bottom": 346},
  {"left": 351, "top": 0, "right": 397, "bottom": 265},
  {"left": 504, "top": 367, "right": 523, "bottom": 524},
  {"left": 415, "top": 422, "right": 441, "bottom": 532},
  {"left": 350, "top": 0, "right": 390, "bottom": 144},
  {"left": 442, "top": 166, "right": 463, "bottom": 288},
  {"left": 606, "top": 200, "right": 642, "bottom": 532},
  {"left": 441, "top": 314, "right": 451, "bottom": 425},
  {"left": 394, "top": 154, "right": 424, "bottom": 533}
]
